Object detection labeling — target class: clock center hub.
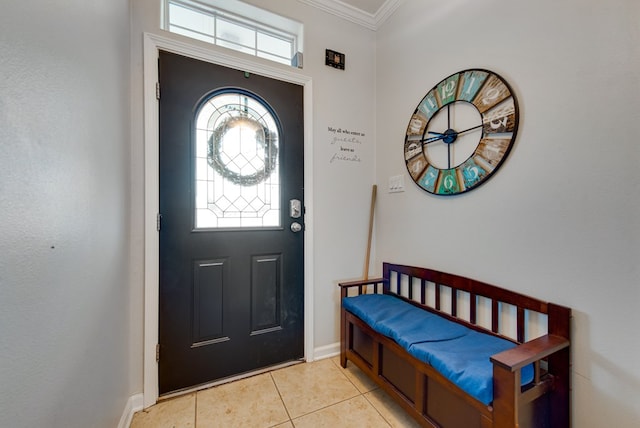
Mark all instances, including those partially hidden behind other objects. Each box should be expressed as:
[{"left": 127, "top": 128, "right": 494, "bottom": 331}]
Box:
[{"left": 443, "top": 129, "right": 457, "bottom": 144}]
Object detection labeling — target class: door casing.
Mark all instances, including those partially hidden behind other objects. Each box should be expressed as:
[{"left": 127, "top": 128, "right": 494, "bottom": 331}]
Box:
[{"left": 142, "top": 32, "right": 315, "bottom": 408}]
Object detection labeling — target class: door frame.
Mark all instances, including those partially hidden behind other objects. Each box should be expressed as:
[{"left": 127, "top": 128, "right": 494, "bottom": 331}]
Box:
[{"left": 142, "top": 32, "right": 314, "bottom": 408}]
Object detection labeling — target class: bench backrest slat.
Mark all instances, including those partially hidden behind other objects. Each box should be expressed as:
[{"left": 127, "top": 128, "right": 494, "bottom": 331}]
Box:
[{"left": 492, "top": 300, "right": 500, "bottom": 334}]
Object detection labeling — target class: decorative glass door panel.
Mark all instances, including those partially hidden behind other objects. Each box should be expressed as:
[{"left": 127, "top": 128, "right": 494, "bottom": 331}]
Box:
[{"left": 195, "top": 90, "right": 281, "bottom": 229}]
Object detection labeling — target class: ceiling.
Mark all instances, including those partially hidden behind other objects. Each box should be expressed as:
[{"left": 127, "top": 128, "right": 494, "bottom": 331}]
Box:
[
  {"left": 299, "top": 0, "right": 403, "bottom": 30},
  {"left": 340, "top": 0, "right": 389, "bottom": 15}
]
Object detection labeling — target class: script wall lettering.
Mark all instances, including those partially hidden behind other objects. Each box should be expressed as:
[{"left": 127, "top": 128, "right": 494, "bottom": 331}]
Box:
[{"left": 327, "top": 126, "right": 365, "bottom": 164}]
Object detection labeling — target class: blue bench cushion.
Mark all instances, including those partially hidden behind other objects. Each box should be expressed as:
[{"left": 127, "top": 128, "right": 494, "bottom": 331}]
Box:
[
  {"left": 343, "top": 293, "right": 533, "bottom": 405},
  {"left": 342, "top": 294, "right": 469, "bottom": 346},
  {"left": 342, "top": 294, "right": 413, "bottom": 328},
  {"left": 408, "top": 330, "right": 534, "bottom": 405}
]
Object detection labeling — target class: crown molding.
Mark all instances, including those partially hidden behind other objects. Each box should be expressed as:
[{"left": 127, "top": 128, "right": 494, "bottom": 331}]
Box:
[
  {"left": 298, "top": 0, "right": 402, "bottom": 31},
  {"left": 374, "top": 0, "right": 403, "bottom": 28}
]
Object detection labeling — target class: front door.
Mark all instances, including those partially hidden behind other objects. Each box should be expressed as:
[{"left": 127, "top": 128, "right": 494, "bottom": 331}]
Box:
[{"left": 158, "top": 51, "right": 305, "bottom": 395}]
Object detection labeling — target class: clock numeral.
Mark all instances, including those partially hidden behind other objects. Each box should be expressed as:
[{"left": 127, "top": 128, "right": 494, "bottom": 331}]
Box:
[
  {"left": 466, "top": 77, "right": 476, "bottom": 92},
  {"left": 436, "top": 169, "right": 461, "bottom": 194},
  {"left": 458, "top": 70, "right": 488, "bottom": 102},
  {"left": 441, "top": 81, "right": 456, "bottom": 100},
  {"left": 419, "top": 165, "right": 438, "bottom": 192},
  {"left": 407, "top": 156, "right": 428, "bottom": 181},
  {"left": 466, "top": 165, "right": 479, "bottom": 180},
  {"left": 437, "top": 74, "right": 460, "bottom": 105},
  {"left": 404, "top": 141, "right": 422, "bottom": 161},
  {"left": 417, "top": 90, "right": 439, "bottom": 119},
  {"left": 459, "top": 158, "right": 487, "bottom": 189},
  {"left": 444, "top": 175, "right": 455, "bottom": 189},
  {"left": 489, "top": 116, "right": 508, "bottom": 130},
  {"left": 482, "top": 88, "right": 500, "bottom": 105},
  {"left": 482, "top": 98, "right": 516, "bottom": 134},
  {"left": 475, "top": 138, "right": 511, "bottom": 168},
  {"left": 409, "top": 119, "right": 422, "bottom": 134},
  {"left": 407, "top": 114, "right": 427, "bottom": 135},
  {"left": 473, "top": 75, "right": 510, "bottom": 113}
]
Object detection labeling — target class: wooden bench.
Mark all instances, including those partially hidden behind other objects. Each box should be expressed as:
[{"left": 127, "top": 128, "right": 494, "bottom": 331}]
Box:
[{"left": 339, "top": 262, "right": 571, "bottom": 428}]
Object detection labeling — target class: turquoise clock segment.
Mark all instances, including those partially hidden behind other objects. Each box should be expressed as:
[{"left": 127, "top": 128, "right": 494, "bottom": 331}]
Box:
[{"left": 404, "top": 69, "right": 519, "bottom": 196}]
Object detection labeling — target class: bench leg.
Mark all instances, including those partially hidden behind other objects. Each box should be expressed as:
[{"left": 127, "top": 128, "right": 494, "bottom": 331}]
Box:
[
  {"left": 548, "top": 347, "right": 571, "bottom": 427},
  {"left": 340, "top": 309, "right": 347, "bottom": 368},
  {"left": 492, "top": 365, "right": 519, "bottom": 428}
]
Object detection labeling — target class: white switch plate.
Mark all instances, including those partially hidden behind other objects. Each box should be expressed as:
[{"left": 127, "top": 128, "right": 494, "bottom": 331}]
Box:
[{"left": 388, "top": 175, "right": 405, "bottom": 193}]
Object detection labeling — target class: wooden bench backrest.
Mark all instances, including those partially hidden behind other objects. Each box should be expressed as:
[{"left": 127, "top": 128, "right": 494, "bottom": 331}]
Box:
[{"left": 376, "top": 263, "right": 570, "bottom": 345}]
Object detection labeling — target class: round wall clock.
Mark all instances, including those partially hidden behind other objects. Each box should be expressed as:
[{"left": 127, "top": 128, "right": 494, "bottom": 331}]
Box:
[{"left": 404, "top": 69, "right": 519, "bottom": 195}]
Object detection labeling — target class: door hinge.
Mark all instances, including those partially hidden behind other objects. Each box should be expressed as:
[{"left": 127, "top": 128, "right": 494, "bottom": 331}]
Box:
[
  {"left": 156, "top": 213, "right": 162, "bottom": 232},
  {"left": 155, "top": 81, "right": 161, "bottom": 100},
  {"left": 156, "top": 344, "right": 160, "bottom": 363}
]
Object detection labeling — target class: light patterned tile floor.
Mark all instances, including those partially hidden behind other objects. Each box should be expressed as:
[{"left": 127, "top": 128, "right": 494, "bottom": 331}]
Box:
[{"left": 131, "top": 357, "right": 421, "bottom": 428}]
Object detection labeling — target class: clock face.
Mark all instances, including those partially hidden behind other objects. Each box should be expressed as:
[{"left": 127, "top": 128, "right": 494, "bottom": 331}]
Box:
[{"left": 404, "top": 69, "right": 519, "bottom": 195}]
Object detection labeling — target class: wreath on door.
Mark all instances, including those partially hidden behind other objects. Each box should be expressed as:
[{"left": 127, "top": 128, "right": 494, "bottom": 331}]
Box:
[{"left": 207, "top": 115, "right": 278, "bottom": 186}]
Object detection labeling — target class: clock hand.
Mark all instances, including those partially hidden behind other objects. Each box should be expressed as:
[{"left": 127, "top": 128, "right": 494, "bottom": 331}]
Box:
[
  {"left": 420, "top": 123, "right": 485, "bottom": 145},
  {"left": 420, "top": 134, "right": 446, "bottom": 144},
  {"left": 421, "top": 124, "right": 484, "bottom": 142},
  {"left": 455, "top": 123, "right": 484, "bottom": 136},
  {"left": 428, "top": 131, "right": 446, "bottom": 137}
]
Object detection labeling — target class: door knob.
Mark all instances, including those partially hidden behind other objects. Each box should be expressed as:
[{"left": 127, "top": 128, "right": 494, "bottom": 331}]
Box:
[{"left": 290, "top": 222, "right": 302, "bottom": 233}]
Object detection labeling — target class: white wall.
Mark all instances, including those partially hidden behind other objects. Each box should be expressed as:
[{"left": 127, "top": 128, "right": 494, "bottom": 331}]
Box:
[
  {"left": 375, "top": 0, "right": 640, "bottom": 426},
  {"left": 129, "top": 0, "right": 377, "bottom": 394},
  {"left": 0, "top": 0, "right": 132, "bottom": 427}
]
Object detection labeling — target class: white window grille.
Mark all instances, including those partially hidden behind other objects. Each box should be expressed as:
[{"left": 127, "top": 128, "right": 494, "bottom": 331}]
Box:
[{"left": 163, "top": 0, "right": 303, "bottom": 68}]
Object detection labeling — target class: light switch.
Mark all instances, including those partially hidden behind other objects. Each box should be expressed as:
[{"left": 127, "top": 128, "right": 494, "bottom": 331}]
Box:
[{"left": 388, "top": 175, "right": 405, "bottom": 193}]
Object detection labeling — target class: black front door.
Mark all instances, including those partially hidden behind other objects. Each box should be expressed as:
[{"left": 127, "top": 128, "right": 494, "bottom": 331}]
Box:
[{"left": 158, "top": 51, "right": 304, "bottom": 395}]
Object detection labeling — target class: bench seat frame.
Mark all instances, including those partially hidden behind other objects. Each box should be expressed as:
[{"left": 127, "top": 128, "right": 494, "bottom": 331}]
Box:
[{"left": 339, "top": 263, "right": 571, "bottom": 428}]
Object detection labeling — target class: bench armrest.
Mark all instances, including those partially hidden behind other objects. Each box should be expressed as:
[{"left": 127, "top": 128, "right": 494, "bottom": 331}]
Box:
[
  {"left": 490, "top": 334, "right": 570, "bottom": 372},
  {"left": 338, "top": 277, "right": 385, "bottom": 288}
]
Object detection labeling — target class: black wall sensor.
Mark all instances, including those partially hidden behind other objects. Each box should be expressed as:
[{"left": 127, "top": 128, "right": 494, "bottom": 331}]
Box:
[{"left": 325, "top": 49, "right": 345, "bottom": 70}]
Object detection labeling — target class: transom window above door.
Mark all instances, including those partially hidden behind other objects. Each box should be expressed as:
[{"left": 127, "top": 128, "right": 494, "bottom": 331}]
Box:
[
  {"left": 163, "top": 0, "right": 303, "bottom": 68},
  {"left": 195, "top": 90, "right": 281, "bottom": 229}
]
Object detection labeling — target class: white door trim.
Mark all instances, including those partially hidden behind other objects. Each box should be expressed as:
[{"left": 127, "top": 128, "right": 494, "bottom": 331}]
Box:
[{"left": 142, "top": 32, "right": 314, "bottom": 408}]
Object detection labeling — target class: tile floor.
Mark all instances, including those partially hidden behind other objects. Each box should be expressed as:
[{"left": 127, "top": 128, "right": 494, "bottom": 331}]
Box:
[{"left": 131, "top": 356, "right": 422, "bottom": 428}]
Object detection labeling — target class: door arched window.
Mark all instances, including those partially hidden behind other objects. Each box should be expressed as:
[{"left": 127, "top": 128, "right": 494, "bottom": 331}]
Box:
[{"left": 194, "top": 89, "right": 281, "bottom": 229}]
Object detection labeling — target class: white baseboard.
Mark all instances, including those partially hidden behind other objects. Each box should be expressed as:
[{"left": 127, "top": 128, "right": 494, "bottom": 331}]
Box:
[
  {"left": 118, "top": 393, "right": 144, "bottom": 428},
  {"left": 313, "top": 342, "right": 340, "bottom": 360}
]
